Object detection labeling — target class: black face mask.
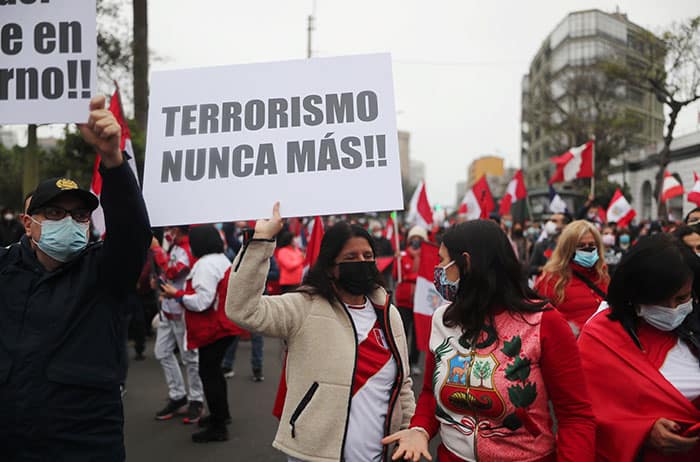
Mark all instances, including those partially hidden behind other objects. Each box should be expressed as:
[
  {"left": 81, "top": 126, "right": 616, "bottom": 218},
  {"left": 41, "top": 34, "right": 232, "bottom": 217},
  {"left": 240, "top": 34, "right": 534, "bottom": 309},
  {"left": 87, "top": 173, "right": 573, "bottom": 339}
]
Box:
[{"left": 336, "top": 261, "right": 379, "bottom": 295}]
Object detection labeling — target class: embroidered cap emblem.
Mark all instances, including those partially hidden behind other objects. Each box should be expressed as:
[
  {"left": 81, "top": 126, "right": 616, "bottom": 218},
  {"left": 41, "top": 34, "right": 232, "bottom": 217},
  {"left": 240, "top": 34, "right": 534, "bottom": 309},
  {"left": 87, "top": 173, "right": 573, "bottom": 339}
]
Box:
[{"left": 56, "top": 178, "right": 78, "bottom": 190}]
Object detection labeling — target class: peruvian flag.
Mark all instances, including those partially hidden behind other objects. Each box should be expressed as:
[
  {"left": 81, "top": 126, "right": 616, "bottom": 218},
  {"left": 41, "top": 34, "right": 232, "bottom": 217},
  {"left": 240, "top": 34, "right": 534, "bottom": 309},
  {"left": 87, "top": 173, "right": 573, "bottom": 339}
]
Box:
[
  {"left": 384, "top": 212, "right": 399, "bottom": 253},
  {"left": 688, "top": 172, "right": 700, "bottom": 206},
  {"left": 606, "top": 189, "right": 636, "bottom": 227},
  {"left": 407, "top": 181, "right": 433, "bottom": 229},
  {"left": 302, "top": 216, "right": 324, "bottom": 274},
  {"left": 90, "top": 86, "right": 140, "bottom": 237},
  {"left": 458, "top": 175, "right": 495, "bottom": 220},
  {"left": 499, "top": 170, "right": 527, "bottom": 215},
  {"left": 548, "top": 140, "right": 594, "bottom": 184},
  {"left": 413, "top": 241, "right": 446, "bottom": 352},
  {"left": 661, "top": 171, "right": 684, "bottom": 202}
]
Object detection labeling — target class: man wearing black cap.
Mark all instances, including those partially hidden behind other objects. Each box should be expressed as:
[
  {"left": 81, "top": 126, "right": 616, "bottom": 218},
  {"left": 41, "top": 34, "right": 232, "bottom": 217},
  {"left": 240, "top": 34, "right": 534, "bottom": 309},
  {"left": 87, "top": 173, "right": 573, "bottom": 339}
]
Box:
[{"left": 0, "top": 96, "right": 151, "bottom": 461}]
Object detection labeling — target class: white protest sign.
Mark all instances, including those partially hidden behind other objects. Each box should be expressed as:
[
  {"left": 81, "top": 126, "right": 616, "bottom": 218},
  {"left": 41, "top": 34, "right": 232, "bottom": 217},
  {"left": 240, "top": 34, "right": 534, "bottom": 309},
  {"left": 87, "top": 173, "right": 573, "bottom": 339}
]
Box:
[
  {"left": 0, "top": 0, "right": 97, "bottom": 124},
  {"left": 143, "top": 53, "right": 404, "bottom": 226}
]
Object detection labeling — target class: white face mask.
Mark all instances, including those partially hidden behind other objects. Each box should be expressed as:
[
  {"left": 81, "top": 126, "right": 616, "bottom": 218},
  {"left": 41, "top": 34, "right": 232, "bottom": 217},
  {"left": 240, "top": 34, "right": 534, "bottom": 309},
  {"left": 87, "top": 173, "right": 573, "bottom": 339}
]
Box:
[
  {"left": 638, "top": 300, "right": 694, "bottom": 331},
  {"left": 544, "top": 221, "right": 558, "bottom": 235},
  {"left": 3, "top": 213, "right": 14, "bottom": 221}
]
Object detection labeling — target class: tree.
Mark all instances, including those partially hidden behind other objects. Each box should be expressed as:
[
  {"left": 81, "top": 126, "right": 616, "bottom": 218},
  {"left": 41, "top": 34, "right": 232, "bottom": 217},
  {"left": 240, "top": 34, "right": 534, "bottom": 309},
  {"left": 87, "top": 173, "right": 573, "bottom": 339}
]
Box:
[
  {"left": 526, "top": 62, "right": 640, "bottom": 188},
  {"left": 607, "top": 17, "right": 700, "bottom": 219}
]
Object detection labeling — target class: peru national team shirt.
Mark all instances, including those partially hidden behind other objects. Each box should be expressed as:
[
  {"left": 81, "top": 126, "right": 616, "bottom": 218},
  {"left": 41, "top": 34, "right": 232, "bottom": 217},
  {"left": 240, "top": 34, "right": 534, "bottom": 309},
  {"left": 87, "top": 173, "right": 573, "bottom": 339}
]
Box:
[{"left": 344, "top": 299, "right": 397, "bottom": 462}]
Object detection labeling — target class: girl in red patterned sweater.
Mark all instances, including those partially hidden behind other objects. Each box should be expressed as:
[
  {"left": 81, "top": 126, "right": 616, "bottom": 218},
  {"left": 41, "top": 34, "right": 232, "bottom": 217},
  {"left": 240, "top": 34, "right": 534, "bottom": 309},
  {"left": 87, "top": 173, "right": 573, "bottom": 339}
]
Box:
[{"left": 383, "top": 220, "right": 595, "bottom": 461}]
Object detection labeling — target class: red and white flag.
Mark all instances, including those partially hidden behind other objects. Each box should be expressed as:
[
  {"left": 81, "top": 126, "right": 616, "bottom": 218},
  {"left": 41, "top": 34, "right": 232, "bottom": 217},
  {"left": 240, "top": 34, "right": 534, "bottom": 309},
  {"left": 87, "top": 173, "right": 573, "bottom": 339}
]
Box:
[
  {"left": 384, "top": 212, "right": 399, "bottom": 253},
  {"left": 548, "top": 140, "right": 594, "bottom": 184},
  {"left": 688, "top": 172, "right": 700, "bottom": 207},
  {"left": 302, "top": 216, "right": 324, "bottom": 274},
  {"left": 458, "top": 175, "right": 495, "bottom": 220},
  {"left": 413, "top": 241, "right": 445, "bottom": 352},
  {"left": 661, "top": 171, "right": 684, "bottom": 202},
  {"left": 407, "top": 180, "right": 433, "bottom": 229},
  {"left": 90, "top": 86, "right": 140, "bottom": 237},
  {"left": 499, "top": 169, "right": 527, "bottom": 215},
  {"left": 606, "top": 189, "right": 636, "bottom": 227}
]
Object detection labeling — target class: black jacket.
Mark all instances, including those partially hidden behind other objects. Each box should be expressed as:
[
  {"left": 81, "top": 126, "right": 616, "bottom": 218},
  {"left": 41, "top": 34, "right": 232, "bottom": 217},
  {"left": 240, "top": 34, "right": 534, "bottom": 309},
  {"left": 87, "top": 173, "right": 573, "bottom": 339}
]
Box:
[{"left": 0, "top": 162, "right": 151, "bottom": 461}]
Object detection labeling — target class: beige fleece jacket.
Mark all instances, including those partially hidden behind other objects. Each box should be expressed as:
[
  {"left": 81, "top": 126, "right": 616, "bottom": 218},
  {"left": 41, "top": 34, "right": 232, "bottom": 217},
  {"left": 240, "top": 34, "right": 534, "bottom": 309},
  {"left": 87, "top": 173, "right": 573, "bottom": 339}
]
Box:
[{"left": 225, "top": 240, "right": 415, "bottom": 462}]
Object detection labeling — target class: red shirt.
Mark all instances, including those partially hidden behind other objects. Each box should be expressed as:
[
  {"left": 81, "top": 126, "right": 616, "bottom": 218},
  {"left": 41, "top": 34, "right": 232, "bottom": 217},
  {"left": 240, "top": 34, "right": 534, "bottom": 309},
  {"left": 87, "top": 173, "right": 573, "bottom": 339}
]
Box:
[{"left": 535, "top": 263, "right": 608, "bottom": 330}]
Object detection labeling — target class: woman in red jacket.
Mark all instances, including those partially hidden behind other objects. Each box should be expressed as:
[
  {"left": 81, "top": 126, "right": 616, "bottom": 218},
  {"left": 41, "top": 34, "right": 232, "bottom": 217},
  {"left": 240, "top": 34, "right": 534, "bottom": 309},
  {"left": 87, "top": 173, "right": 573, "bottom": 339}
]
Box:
[
  {"left": 383, "top": 220, "right": 595, "bottom": 461},
  {"left": 161, "top": 225, "right": 243, "bottom": 443},
  {"left": 275, "top": 229, "right": 304, "bottom": 293},
  {"left": 535, "top": 220, "right": 609, "bottom": 334}
]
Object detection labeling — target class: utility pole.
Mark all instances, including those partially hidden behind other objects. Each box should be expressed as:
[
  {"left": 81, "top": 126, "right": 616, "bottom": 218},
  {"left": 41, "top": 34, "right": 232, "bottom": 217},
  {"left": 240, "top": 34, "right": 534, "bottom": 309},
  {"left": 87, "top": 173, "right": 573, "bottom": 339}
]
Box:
[
  {"left": 22, "top": 124, "right": 38, "bottom": 199},
  {"left": 307, "top": 0, "right": 316, "bottom": 58},
  {"left": 133, "top": 0, "right": 149, "bottom": 132}
]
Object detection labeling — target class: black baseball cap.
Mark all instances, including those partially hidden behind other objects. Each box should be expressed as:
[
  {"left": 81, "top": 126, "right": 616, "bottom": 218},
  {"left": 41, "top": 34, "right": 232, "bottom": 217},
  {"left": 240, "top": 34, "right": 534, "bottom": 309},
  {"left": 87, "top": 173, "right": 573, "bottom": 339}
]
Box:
[{"left": 27, "top": 177, "right": 99, "bottom": 215}]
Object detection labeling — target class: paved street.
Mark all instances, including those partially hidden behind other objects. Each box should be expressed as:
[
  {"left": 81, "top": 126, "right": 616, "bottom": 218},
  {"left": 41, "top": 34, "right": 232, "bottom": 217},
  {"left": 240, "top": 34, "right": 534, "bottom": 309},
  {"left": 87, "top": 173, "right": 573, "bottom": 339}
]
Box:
[
  {"left": 123, "top": 338, "right": 434, "bottom": 461},
  {"left": 123, "top": 338, "right": 287, "bottom": 461},
  {"left": 124, "top": 338, "right": 435, "bottom": 462}
]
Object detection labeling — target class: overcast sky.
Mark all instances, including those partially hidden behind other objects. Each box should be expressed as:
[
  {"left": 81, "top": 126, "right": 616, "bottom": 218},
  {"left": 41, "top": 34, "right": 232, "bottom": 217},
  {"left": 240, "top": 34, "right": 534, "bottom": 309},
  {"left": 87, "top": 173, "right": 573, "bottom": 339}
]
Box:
[{"left": 147, "top": 0, "right": 700, "bottom": 206}]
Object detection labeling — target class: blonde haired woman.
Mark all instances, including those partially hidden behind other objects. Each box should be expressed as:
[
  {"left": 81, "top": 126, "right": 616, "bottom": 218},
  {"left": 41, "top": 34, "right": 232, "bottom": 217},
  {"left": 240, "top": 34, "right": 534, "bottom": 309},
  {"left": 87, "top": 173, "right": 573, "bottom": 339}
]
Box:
[{"left": 535, "top": 220, "right": 609, "bottom": 333}]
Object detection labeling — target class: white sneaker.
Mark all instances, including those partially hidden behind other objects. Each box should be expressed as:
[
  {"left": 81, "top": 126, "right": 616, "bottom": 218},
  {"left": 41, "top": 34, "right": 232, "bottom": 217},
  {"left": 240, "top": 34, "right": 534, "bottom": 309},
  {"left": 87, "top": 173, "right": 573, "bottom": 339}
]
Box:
[{"left": 222, "top": 367, "right": 235, "bottom": 379}]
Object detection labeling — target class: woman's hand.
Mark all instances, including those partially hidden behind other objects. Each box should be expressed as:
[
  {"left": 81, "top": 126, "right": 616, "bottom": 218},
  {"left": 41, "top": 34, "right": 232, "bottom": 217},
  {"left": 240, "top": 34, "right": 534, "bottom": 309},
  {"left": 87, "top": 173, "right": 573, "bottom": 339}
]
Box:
[
  {"left": 647, "top": 418, "right": 700, "bottom": 454},
  {"left": 381, "top": 428, "right": 432, "bottom": 461},
  {"left": 160, "top": 282, "right": 178, "bottom": 298},
  {"left": 253, "top": 202, "right": 284, "bottom": 240}
]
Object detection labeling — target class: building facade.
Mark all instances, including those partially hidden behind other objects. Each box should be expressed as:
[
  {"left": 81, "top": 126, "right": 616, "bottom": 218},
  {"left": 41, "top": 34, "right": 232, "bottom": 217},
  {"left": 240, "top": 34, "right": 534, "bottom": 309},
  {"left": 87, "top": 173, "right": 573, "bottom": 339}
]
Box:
[
  {"left": 521, "top": 9, "right": 665, "bottom": 190},
  {"left": 467, "top": 155, "right": 504, "bottom": 187},
  {"left": 608, "top": 130, "right": 700, "bottom": 222}
]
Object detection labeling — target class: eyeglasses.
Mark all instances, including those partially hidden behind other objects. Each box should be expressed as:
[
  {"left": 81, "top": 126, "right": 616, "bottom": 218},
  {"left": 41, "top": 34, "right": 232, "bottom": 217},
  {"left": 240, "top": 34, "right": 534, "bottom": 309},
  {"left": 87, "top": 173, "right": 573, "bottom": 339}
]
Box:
[
  {"left": 37, "top": 206, "right": 91, "bottom": 223},
  {"left": 576, "top": 244, "right": 597, "bottom": 252}
]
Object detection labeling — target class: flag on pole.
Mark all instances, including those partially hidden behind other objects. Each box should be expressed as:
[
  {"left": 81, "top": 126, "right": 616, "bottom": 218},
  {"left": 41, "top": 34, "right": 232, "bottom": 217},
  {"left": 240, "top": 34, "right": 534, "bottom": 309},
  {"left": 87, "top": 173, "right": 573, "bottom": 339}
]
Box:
[
  {"left": 458, "top": 175, "right": 495, "bottom": 220},
  {"left": 302, "top": 216, "right": 324, "bottom": 274},
  {"left": 661, "top": 171, "right": 684, "bottom": 202},
  {"left": 413, "top": 241, "right": 446, "bottom": 352},
  {"left": 688, "top": 172, "right": 700, "bottom": 207},
  {"left": 548, "top": 185, "right": 568, "bottom": 214},
  {"left": 384, "top": 211, "right": 399, "bottom": 253},
  {"left": 499, "top": 169, "right": 527, "bottom": 215},
  {"left": 548, "top": 140, "right": 594, "bottom": 184},
  {"left": 606, "top": 189, "right": 636, "bottom": 227},
  {"left": 90, "top": 86, "right": 140, "bottom": 238},
  {"left": 407, "top": 181, "right": 433, "bottom": 229}
]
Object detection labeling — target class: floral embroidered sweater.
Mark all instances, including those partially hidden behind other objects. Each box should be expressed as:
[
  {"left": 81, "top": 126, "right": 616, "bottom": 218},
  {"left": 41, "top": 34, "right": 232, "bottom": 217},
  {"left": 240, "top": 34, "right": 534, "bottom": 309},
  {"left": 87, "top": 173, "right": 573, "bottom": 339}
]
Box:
[{"left": 410, "top": 305, "right": 595, "bottom": 462}]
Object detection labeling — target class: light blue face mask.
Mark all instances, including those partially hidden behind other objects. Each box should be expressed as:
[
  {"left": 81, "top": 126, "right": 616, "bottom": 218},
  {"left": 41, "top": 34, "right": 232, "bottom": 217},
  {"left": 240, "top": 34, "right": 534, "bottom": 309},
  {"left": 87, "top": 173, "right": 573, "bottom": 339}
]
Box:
[
  {"left": 573, "top": 249, "right": 599, "bottom": 268},
  {"left": 31, "top": 216, "right": 89, "bottom": 262}
]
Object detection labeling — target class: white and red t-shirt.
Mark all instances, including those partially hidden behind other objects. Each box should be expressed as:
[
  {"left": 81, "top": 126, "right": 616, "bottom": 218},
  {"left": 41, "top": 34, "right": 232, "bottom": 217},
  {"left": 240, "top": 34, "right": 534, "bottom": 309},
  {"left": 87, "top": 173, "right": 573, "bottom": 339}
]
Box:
[
  {"left": 660, "top": 338, "right": 700, "bottom": 401},
  {"left": 344, "top": 299, "right": 397, "bottom": 462}
]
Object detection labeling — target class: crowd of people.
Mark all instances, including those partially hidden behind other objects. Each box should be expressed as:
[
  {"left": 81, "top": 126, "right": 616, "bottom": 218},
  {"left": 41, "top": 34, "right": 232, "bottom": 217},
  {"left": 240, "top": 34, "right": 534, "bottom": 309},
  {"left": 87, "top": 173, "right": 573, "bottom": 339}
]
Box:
[{"left": 1, "top": 97, "right": 700, "bottom": 461}]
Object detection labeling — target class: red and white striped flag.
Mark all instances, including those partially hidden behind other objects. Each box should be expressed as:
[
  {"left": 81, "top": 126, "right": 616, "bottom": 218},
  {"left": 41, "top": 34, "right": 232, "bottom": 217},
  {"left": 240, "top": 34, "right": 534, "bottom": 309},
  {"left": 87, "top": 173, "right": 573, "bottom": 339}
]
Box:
[
  {"left": 606, "top": 189, "right": 636, "bottom": 227},
  {"left": 384, "top": 212, "right": 399, "bottom": 253},
  {"left": 413, "top": 241, "right": 445, "bottom": 352},
  {"left": 303, "top": 216, "right": 324, "bottom": 274},
  {"left": 407, "top": 181, "right": 433, "bottom": 229},
  {"left": 458, "top": 175, "right": 495, "bottom": 220},
  {"left": 549, "top": 140, "right": 594, "bottom": 184},
  {"left": 661, "top": 171, "right": 684, "bottom": 202},
  {"left": 688, "top": 172, "right": 700, "bottom": 207},
  {"left": 90, "top": 86, "right": 140, "bottom": 237},
  {"left": 499, "top": 169, "right": 527, "bottom": 215}
]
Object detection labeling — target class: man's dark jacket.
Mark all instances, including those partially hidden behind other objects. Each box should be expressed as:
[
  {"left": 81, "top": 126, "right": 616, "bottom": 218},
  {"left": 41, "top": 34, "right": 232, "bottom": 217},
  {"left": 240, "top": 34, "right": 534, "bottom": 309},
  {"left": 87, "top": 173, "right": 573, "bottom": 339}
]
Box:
[{"left": 0, "top": 162, "right": 151, "bottom": 461}]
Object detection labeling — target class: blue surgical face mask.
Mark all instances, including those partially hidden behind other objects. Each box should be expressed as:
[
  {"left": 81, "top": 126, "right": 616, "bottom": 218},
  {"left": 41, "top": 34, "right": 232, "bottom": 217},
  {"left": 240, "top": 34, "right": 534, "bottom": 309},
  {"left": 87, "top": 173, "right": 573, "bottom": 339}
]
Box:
[
  {"left": 573, "top": 249, "right": 599, "bottom": 268},
  {"left": 433, "top": 261, "right": 460, "bottom": 301},
  {"left": 31, "top": 216, "right": 89, "bottom": 262}
]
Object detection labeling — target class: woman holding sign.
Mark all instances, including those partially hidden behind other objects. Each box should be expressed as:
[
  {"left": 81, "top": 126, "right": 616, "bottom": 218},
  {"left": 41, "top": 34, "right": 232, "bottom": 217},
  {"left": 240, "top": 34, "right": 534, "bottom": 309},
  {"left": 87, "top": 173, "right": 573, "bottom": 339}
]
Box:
[{"left": 225, "top": 203, "right": 415, "bottom": 462}]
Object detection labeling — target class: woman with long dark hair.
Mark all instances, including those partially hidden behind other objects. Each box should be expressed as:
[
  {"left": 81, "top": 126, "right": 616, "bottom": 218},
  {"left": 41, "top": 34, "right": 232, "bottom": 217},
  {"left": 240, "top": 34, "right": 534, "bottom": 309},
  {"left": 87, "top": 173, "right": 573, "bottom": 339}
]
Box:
[
  {"left": 225, "top": 204, "right": 414, "bottom": 462},
  {"left": 383, "top": 220, "right": 595, "bottom": 461},
  {"left": 578, "top": 234, "right": 700, "bottom": 461},
  {"left": 161, "top": 225, "right": 242, "bottom": 443}
]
